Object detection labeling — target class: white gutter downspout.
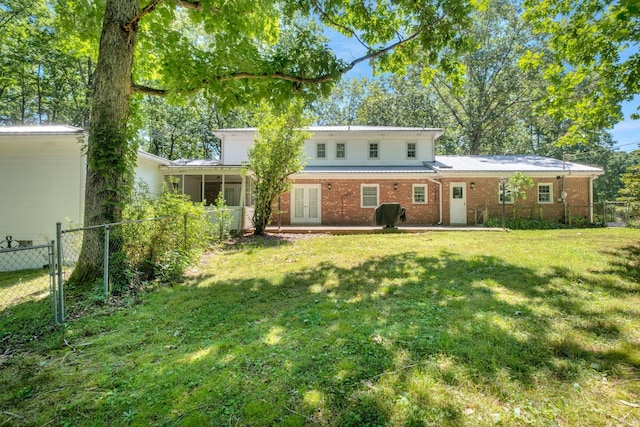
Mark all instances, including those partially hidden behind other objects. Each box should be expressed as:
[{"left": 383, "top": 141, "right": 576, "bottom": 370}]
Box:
[
  {"left": 426, "top": 177, "right": 443, "bottom": 225},
  {"left": 589, "top": 176, "right": 594, "bottom": 223}
]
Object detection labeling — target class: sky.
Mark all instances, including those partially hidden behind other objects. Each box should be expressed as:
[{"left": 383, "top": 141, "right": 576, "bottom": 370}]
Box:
[{"left": 327, "top": 29, "right": 640, "bottom": 153}]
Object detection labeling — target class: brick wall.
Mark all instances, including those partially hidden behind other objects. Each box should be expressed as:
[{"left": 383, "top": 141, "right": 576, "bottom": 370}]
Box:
[
  {"left": 272, "top": 176, "right": 594, "bottom": 226},
  {"left": 447, "top": 176, "right": 593, "bottom": 224},
  {"left": 278, "top": 178, "right": 441, "bottom": 225}
]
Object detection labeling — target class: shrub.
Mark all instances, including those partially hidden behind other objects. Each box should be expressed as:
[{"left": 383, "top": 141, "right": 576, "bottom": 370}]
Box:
[
  {"left": 485, "top": 217, "right": 566, "bottom": 230},
  {"left": 122, "top": 184, "right": 214, "bottom": 284},
  {"left": 210, "top": 192, "right": 234, "bottom": 241}
]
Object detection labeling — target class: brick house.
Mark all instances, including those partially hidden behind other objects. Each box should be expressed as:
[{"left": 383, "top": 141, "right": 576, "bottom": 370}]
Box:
[{"left": 165, "top": 126, "right": 603, "bottom": 228}]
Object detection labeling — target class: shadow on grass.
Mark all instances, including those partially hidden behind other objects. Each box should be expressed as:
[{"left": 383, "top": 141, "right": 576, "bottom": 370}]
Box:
[
  {"left": 3, "top": 241, "right": 640, "bottom": 426},
  {"left": 601, "top": 244, "right": 640, "bottom": 283},
  {"left": 0, "top": 269, "right": 55, "bottom": 354}
]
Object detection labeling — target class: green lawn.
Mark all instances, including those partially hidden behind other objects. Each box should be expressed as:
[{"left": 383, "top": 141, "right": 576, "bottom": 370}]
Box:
[{"left": 1, "top": 229, "right": 639, "bottom": 426}]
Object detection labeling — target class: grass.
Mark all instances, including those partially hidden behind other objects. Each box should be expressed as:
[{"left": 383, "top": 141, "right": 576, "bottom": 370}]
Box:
[
  {"left": 0, "top": 268, "right": 51, "bottom": 310},
  {"left": 1, "top": 228, "right": 640, "bottom": 426}
]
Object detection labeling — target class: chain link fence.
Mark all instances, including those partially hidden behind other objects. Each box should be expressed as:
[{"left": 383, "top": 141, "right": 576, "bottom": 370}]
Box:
[
  {"left": 3, "top": 204, "right": 228, "bottom": 331},
  {"left": 55, "top": 208, "right": 226, "bottom": 320},
  {"left": 0, "top": 239, "right": 59, "bottom": 321}
]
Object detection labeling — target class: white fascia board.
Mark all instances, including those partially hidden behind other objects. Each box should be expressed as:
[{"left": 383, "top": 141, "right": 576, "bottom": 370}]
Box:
[
  {"left": 159, "top": 165, "right": 245, "bottom": 174},
  {"left": 434, "top": 170, "right": 604, "bottom": 178},
  {"left": 290, "top": 172, "right": 433, "bottom": 180}
]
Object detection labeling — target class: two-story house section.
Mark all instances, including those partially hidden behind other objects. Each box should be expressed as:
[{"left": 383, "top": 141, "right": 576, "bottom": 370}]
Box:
[{"left": 288, "top": 126, "right": 444, "bottom": 226}]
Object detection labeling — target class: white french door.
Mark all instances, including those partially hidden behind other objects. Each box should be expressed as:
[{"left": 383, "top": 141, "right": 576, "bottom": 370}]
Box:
[{"left": 291, "top": 184, "right": 321, "bottom": 224}]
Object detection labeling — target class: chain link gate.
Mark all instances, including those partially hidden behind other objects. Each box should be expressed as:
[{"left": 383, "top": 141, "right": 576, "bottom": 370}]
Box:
[{"left": 0, "top": 238, "right": 62, "bottom": 324}]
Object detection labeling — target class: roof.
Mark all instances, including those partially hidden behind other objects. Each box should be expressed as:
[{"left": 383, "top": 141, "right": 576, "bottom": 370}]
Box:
[
  {"left": 0, "top": 125, "right": 86, "bottom": 135},
  {"left": 431, "top": 155, "right": 603, "bottom": 174},
  {"left": 169, "top": 159, "right": 222, "bottom": 166},
  {"left": 213, "top": 126, "right": 444, "bottom": 134},
  {"left": 137, "top": 150, "right": 172, "bottom": 165}
]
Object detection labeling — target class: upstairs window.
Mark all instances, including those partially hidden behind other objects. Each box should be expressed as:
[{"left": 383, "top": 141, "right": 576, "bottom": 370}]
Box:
[
  {"left": 538, "top": 183, "right": 553, "bottom": 204},
  {"left": 369, "top": 143, "right": 379, "bottom": 159},
  {"left": 316, "top": 143, "right": 326, "bottom": 159},
  {"left": 407, "top": 143, "right": 417, "bottom": 158},
  {"left": 336, "top": 143, "right": 346, "bottom": 159}
]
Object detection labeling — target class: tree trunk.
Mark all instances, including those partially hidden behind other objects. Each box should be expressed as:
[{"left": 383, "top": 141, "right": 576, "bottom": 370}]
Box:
[{"left": 70, "top": 0, "right": 139, "bottom": 286}]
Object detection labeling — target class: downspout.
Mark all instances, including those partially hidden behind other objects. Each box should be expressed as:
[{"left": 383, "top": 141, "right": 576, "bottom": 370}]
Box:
[
  {"left": 239, "top": 174, "right": 247, "bottom": 235},
  {"left": 589, "top": 176, "right": 594, "bottom": 223},
  {"left": 426, "top": 177, "right": 443, "bottom": 225},
  {"left": 561, "top": 175, "right": 567, "bottom": 224}
]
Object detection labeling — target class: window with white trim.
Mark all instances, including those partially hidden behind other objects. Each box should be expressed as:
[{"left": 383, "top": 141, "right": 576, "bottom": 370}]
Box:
[
  {"left": 361, "top": 184, "right": 379, "bottom": 208},
  {"left": 413, "top": 184, "right": 427, "bottom": 204},
  {"left": 369, "top": 143, "right": 379, "bottom": 159},
  {"left": 498, "top": 183, "right": 514, "bottom": 204},
  {"left": 336, "top": 143, "right": 346, "bottom": 159},
  {"left": 316, "top": 143, "right": 326, "bottom": 159},
  {"left": 538, "top": 183, "right": 553, "bottom": 204},
  {"left": 407, "top": 143, "right": 417, "bottom": 158}
]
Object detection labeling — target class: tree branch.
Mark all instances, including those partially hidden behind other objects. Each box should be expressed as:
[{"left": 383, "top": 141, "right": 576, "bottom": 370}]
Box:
[
  {"left": 310, "top": 0, "right": 370, "bottom": 51},
  {"left": 123, "top": 0, "right": 219, "bottom": 32},
  {"left": 132, "top": 23, "right": 432, "bottom": 96},
  {"left": 123, "top": 0, "right": 163, "bottom": 32}
]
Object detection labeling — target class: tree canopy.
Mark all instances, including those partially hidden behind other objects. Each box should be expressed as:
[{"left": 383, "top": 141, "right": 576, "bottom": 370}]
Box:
[
  {"left": 60, "top": 0, "right": 479, "bottom": 283},
  {"left": 522, "top": 0, "right": 640, "bottom": 144}
]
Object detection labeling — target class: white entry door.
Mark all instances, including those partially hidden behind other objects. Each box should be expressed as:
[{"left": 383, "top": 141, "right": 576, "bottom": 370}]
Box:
[
  {"left": 291, "top": 184, "right": 321, "bottom": 224},
  {"left": 450, "top": 182, "right": 467, "bottom": 224}
]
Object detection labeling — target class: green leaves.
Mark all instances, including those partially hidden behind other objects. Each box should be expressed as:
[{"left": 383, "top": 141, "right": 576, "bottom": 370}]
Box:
[
  {"left": 247, "top": 100, "right": 312, "bottom": 234},
  {"left": 523, "top": 0, "right": 640, "bottom": 145}
]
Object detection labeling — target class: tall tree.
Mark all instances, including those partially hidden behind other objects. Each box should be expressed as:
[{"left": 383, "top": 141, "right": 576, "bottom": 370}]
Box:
[
  {"left": 247, "top": 101, "right": 311, "bottom": 235},
  {"left": 64, "top": 0, "right": 478, "bottom": 283},
  {"left": 135, "top": 95, "right": 253, "bottom": 160},
  {"left": 523, "top": 0, "right": 640, "bottom": 145},
  {"left": 421, "top": 0, "right": 548, "bottom": 154},
  {"left": 618, "top": 150, "right": 640, "bottom": 216},
  {"left": 0, "top": 0, "right": 93, "bottom": 126},
  {"left": 313, "top": 0, "right": 558, "bottom": 156}
]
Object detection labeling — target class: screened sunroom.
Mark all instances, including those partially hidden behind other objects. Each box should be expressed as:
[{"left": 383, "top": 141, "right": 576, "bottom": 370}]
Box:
[{"left": 161, "top": 161, "right": 254, "bottom": 231}]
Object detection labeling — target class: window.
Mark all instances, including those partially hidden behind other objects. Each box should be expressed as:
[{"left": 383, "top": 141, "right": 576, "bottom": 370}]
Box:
[
  {"left": 369, "top": 143, "right": 379, "bottom": 159},
  {"left": 336, "top": 143, "right": 346, "bottom": 159},
  {"left": 413, "top": 184, "right": 427, "bottom": 204},
  {"left": 407, "top": 143, "right": 417, "bottom": 158},
  {"left": 538, "top": 183, "right": 553, "bottom": 204},
  {"left": 361, "top": 184, "right": 379, "bottom": 207},
  {"left": 316, "top": 143, "right": 326, "bottom": 159},
  {"left": 498, "top": 183, "right": 513, "bottom": 204}
]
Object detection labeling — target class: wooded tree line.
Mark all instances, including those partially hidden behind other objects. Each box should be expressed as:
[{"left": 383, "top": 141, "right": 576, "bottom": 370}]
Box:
[{"left": 1, "top": 0, "right": 638, "bottom": 282}]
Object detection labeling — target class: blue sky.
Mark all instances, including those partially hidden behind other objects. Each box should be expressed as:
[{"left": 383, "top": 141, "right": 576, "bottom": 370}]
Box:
[{"left": 327, "top": 29, "right": 639, "bottom": 153}]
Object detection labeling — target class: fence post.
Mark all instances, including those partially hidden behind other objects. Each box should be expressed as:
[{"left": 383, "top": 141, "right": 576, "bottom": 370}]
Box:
[
  {"left": 56, "top": 222, "right": 64, "bottom": 323},
  {"left": 104, "top": 225, "right": 110, "bottom": 295},
  {"left": 49, "top": 240, "right": 58, "bottom": 324}
]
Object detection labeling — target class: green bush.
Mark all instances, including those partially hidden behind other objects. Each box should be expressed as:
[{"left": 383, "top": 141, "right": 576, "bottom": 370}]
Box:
[
  {"left": 210, "top": 192, "right": 234, "bottom": 241},
  {"left": 122, "top": 185, "right": 214, "bottom": 284},
  {"left": 485, "top": 216, "right": 604, "bottom": 230},
  {"left": 485, "top": 217, "right": 566, "bottom": 230}
]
